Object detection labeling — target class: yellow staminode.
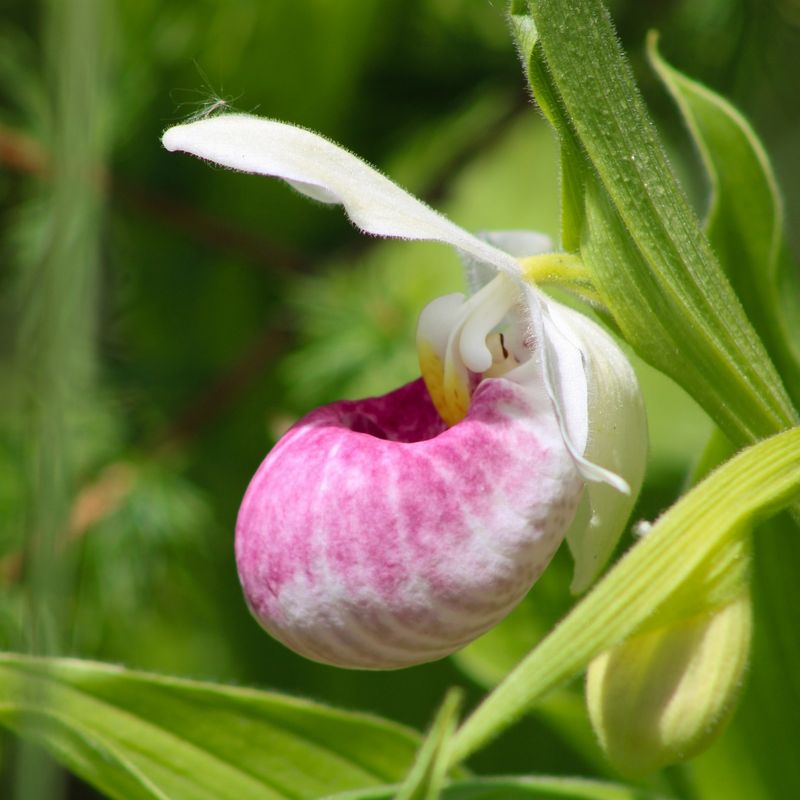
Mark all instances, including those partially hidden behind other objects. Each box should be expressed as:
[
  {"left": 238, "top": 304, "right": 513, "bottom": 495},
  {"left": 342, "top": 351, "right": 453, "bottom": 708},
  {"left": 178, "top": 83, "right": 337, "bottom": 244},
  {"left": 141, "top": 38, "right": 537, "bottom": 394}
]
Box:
[
  {"left": 418, "top": 339, "right": 470, "bottom": 427},
  {"left": 418, "top": 331, "right": 521, "bottom": 427},
  {"left": 416, "top": 266, "right": 552, "bottom": 428}
]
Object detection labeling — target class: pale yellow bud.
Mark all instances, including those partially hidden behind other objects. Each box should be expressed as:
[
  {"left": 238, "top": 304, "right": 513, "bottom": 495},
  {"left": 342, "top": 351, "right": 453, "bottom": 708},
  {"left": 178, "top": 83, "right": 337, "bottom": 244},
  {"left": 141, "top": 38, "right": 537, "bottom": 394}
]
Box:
[{"left": 586, "top": 593, "right": 752, "bottom": 777}]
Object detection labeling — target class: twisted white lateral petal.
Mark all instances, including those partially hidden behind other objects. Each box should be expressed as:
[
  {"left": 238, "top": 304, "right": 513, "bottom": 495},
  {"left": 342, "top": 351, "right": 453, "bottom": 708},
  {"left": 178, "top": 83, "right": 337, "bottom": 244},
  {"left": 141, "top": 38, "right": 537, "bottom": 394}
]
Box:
[
  {"left": 462, "top": 231, "right": 648, "bottom": 592},
  {"left": 235, "top": 378, "right": 582, "bottom": 669},
  {"left": 546, "top": 302, "right": 647, "bottom": 592}
]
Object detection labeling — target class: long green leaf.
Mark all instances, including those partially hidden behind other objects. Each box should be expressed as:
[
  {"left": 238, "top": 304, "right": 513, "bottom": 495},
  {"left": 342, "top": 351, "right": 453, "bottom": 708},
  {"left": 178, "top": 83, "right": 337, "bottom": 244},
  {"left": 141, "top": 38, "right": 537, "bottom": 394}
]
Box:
[
  {"left": 648, "top": 34, "right": 800, "bottom": 407},
  {"left": 448, "top": 426, "right": 800, "bottom": 764},
  {"left": 0, "top": 654, "right": 420, "bottom": 800},
  {"left": 521, "top": 0, "right": 796, "bottom": 444}
]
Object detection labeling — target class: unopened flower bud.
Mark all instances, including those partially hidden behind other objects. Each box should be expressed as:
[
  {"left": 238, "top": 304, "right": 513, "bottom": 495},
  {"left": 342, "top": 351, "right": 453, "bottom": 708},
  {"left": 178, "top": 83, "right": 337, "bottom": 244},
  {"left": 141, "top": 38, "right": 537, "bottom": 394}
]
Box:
[{"left": 586, "top": 593, "right": 751, "bottom": 776}]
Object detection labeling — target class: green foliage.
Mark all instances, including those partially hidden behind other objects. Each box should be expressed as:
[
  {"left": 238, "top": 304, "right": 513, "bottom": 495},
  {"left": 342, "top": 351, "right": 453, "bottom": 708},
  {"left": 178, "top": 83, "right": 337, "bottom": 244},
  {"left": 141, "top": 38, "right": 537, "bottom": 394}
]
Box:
[
  {"left": 0, "top": 654, "right": 421, "bottom": 800},
  {"left": 689, "top": 513, "right": 800, "bottom": 800},
  {"left": 2, "top": 0, "right": 800, "bottom": 797},
  {"left": 396, "top": 690, "right": 464, "bottom": 800},
  {"left": 450, "top": 426, "right": 800, "bottom": 764}
]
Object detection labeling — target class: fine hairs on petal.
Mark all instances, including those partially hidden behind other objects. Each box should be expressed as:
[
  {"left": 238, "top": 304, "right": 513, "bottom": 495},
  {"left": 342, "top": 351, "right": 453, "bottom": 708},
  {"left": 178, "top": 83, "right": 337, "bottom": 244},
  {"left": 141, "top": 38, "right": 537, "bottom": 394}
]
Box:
[{"left": 162, "top": 114, "right": 525, "bottom": 277}]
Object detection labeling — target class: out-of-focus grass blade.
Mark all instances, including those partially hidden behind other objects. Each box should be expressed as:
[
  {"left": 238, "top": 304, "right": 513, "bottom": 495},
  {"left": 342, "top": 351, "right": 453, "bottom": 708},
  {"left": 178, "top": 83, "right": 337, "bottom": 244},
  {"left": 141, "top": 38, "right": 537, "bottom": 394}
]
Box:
[{"left": 0, "top": 655, "right": 420, "bottom": 800}]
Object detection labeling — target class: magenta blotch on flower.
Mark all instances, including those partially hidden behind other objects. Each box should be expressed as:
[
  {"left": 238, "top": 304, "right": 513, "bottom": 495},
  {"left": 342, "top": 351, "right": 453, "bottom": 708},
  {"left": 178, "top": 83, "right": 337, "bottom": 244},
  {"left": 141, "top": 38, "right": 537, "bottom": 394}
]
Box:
[{"left": 162, "top": 114, "right": 647, "bottom": 669}]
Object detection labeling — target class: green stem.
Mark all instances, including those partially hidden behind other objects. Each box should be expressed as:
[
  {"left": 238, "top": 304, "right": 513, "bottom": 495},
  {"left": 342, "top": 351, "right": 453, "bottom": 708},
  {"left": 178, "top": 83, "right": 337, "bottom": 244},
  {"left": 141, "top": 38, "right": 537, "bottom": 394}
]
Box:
[{"left": 519, "top": 253, "right": 601, "bottom": 305}]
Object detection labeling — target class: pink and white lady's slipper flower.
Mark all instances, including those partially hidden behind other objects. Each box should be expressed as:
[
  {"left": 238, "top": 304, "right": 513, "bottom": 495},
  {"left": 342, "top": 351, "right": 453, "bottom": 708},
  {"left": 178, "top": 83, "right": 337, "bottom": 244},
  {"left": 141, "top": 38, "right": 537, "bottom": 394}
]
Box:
[{"left": 162, "top": 114, "right": 647, "bottom": 669}]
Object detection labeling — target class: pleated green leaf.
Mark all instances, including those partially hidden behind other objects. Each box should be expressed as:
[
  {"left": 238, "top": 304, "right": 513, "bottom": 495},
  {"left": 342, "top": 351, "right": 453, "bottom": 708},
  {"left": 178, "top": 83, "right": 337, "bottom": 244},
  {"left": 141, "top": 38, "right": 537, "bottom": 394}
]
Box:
[
  {"left": 515, "top": 0, "right": 797, "bottom": 445},
  {"left": 0, "top": 654, "right": 420, "bottom": 800}
]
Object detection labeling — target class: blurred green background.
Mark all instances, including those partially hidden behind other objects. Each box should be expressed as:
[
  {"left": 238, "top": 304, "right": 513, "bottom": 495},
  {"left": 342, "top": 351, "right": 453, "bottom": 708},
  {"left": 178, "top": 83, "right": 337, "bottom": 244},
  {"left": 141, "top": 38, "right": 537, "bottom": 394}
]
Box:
[{"left": 1, "top": 0, "right": 798, "bottom": 797}]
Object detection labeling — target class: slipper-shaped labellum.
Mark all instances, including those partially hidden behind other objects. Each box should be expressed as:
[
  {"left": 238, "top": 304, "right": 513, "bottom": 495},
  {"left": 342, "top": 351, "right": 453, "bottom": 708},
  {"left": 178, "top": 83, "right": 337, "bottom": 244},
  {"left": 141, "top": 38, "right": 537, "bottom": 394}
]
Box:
[{"left": 162, "top": 114, "right": 647, "bottom": 669}]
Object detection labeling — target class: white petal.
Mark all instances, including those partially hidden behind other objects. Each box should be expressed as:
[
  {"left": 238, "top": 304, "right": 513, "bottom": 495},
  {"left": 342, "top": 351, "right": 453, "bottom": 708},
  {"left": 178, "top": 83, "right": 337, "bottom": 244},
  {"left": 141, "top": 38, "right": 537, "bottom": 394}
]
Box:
[
  {"left": 541, "top": 299, "right": 623, "bottom": 489},
  {"left": 479, "top": 230, "right": 552, "bottom": 257},
  {"left": 550, "top": 303, "right": 648, "bottom": 593},
  {"left": 506, "top": 300, "right": 647, "bottom": 592},
  {"left": 465, "top": 231, "right": 643, "bottom": 483},
  {"left": 162, "top": 114, "right": 523, "bottom": 278}
]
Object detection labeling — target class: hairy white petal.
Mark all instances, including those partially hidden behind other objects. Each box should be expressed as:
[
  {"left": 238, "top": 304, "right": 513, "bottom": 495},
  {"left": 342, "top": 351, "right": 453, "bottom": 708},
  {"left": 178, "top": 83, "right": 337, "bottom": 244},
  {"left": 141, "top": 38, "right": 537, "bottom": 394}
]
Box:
[{"left": 162, "top": 114, "right": 524, "bottom": 278}]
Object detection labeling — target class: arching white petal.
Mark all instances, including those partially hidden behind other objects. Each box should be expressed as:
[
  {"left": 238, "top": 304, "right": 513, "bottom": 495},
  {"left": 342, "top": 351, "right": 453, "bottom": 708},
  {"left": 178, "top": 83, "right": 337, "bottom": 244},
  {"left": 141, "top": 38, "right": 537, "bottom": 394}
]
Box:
[
  {"left": 539, "top": 297, "right": 590, "bottom": 469},
  {"left": 162, "top": 114, "right": 523, "bottom": 278},
  {"left": 540, "top": 298, "right": 628, "bottom": 490},
  {"left": 549, "top": 303, "right": 648, "bottom": 593}
]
